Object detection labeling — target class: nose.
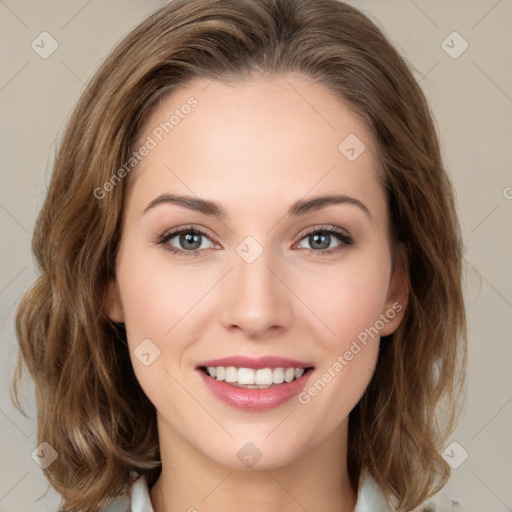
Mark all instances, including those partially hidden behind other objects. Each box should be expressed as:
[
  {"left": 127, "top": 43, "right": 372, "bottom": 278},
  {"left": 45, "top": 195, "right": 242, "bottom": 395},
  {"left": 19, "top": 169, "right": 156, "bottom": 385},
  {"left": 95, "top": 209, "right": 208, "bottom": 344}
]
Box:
[{"left": 220, "top": 247, "right": 293, "bottom": 339}]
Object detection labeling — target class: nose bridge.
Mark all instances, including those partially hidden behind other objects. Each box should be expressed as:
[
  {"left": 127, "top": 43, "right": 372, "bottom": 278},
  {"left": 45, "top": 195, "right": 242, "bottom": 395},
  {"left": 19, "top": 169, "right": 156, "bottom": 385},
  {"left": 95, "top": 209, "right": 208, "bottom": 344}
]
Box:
[{"left": 221, "top": 236, "right": 292, "bottom": 336}]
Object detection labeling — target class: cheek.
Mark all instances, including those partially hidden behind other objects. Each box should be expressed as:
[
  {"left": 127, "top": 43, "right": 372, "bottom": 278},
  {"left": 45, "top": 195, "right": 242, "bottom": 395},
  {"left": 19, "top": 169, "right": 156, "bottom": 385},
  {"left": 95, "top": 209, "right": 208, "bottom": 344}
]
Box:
[
  {"left": 115, "top": 252, "right": 199, "bottom": 411},
  {"left": 295, "top": 254, "right": 392, "bottom": 349},
  {"left": 116, "top": 248, "right": 204, "bottom": 340},
  {"left": 295, "top": 261, "right": 388, "bottom": 427}
]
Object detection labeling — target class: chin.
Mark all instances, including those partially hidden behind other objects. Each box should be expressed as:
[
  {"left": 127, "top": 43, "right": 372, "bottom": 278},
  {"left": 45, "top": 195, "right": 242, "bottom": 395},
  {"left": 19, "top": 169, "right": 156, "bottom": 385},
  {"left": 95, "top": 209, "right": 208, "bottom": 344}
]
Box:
[{"left": 201, "top": 434, "right": 310, "bottom": 471}]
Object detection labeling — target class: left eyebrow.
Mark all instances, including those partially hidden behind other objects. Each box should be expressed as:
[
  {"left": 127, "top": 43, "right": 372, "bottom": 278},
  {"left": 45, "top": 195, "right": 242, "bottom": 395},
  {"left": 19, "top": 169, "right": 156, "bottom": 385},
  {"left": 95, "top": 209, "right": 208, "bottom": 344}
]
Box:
[
  {"left": 289, "top": 194, "right": 372, "bottom": 220},
  {"left": 143, "top": 193, "right": 372, "bottom": 220}
]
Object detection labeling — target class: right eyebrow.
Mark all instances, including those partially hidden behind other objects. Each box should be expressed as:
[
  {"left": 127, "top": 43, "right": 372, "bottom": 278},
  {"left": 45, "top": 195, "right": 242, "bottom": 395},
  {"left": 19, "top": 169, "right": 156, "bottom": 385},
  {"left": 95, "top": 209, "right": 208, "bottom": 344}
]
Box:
[{"left": 144, "top": 193, "right": 225, "bottom": 218}]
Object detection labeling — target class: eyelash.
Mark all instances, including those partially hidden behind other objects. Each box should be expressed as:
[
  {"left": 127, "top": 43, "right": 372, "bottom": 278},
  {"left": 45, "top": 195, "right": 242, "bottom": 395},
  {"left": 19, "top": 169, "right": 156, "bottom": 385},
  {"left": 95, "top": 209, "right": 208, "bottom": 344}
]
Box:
[{"left": 155, "top": 225, "right": 353, "bottom": 258}]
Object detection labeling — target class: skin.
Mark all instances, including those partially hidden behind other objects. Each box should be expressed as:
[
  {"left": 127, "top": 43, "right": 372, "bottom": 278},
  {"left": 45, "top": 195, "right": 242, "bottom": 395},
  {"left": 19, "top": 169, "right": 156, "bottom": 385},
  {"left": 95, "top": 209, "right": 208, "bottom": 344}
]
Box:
[{"left": 105, "top": 73, "right": 409, "bottom": 512}]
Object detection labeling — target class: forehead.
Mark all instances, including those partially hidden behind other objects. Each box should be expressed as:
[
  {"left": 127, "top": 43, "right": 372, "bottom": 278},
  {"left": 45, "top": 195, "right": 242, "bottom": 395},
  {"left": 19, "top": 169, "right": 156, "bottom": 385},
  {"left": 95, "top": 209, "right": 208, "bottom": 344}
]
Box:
[{"left": 127, "top": 74, "right": 385, "bottom": 219}]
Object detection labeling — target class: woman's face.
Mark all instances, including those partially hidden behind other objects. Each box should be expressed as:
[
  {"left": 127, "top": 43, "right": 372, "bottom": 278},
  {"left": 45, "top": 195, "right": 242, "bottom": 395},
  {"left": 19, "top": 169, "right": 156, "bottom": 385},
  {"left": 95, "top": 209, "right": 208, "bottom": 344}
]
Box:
[{"left": 106, "top": 74, "right": 408, "bottom": 470}]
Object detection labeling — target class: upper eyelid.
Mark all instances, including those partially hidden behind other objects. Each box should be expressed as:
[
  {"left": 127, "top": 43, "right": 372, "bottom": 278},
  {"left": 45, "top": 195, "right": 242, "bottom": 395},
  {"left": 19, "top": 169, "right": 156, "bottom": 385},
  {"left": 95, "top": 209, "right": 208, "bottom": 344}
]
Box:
[{"left": 300, "top": 225, "right": 351, "bottom": 237}]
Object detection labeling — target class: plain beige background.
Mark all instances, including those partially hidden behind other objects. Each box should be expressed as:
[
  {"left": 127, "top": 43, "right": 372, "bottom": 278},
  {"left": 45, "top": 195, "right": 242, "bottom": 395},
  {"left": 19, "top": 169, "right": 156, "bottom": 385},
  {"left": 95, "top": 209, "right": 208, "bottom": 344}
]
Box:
[{"left": 1, "top": 1, "right": 511, "bottom": 511}]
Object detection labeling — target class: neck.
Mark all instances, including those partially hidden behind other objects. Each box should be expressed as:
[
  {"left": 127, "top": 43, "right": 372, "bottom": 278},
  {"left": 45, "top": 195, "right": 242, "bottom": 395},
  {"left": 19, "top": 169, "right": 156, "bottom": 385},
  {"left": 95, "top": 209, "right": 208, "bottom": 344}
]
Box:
[{"left": 149, "top": 415, "right": 357, "bottom": 512}]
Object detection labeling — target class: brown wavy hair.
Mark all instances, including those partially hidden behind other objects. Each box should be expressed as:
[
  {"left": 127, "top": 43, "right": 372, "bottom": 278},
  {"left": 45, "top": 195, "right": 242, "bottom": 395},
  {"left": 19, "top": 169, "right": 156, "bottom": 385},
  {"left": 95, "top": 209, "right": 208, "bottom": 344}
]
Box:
[{"left": 11, "top": 0, "right": 467, "bottom": 510}]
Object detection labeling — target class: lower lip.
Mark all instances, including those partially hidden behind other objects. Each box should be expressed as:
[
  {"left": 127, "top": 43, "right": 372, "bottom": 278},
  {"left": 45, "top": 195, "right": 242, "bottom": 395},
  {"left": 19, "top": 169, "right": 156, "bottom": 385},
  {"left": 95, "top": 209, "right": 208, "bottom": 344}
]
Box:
[{"left": 197, "top": 369, "right": 314, "bottom": 411}]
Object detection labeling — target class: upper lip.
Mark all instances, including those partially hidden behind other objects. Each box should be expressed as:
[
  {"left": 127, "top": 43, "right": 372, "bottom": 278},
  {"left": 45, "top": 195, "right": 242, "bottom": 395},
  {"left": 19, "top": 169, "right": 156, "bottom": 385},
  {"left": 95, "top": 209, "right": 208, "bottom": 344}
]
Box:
[{"left": 195, "top": 355, "right": 314, "bottom": 370}]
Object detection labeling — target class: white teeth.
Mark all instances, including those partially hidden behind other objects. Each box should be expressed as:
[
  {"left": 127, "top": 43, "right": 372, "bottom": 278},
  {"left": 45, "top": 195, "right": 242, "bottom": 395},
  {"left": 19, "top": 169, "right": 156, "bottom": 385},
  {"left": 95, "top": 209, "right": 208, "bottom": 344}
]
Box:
[
  {"left": 204, "top": 366, "right": 307, "bottom": 386},
  {"left": 273, "top": 367, "right": 284, "bottom": 384},
  {"left": 284, "top": 368, "right": 295, "bottom": 382},
  {"left": 225, "top": 366, "right": 238, "bottom": 383},
  {"left": 238, "top": 367, "right": 255, "bottom": 385},
  {"left": 215, "top": 366, "right": 225, "bottom": 381},
  {"left": 255, "top": 368, "right": 273, "bottom": 385}
]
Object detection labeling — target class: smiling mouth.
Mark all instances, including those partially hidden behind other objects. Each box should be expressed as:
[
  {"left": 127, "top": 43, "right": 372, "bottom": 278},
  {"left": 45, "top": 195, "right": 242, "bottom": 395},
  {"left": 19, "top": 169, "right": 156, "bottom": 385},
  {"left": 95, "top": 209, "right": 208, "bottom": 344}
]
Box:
[{"left": 198, "top": 365, "right": 315, "bottom": 388}]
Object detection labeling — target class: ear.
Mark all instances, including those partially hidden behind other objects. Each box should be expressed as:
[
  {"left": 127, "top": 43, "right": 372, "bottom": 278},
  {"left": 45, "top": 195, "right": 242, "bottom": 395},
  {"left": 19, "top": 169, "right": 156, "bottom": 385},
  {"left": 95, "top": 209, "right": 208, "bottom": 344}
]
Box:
[
  {"left": 379, "top": 244, "right": 409, "bottom": 337},
  {"left": 104, "top": 277, "right": 124, "bottom": 323}
]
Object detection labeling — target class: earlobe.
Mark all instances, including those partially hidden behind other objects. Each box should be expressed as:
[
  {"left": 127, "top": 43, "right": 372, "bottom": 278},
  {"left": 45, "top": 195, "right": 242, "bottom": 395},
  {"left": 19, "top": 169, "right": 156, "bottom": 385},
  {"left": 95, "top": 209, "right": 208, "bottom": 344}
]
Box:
[
  {"left": 104, "top": 277, "right": 124, "bottom": 323},
  {"left": 380, "top": 245, "right": 410, "bottom": 337}
]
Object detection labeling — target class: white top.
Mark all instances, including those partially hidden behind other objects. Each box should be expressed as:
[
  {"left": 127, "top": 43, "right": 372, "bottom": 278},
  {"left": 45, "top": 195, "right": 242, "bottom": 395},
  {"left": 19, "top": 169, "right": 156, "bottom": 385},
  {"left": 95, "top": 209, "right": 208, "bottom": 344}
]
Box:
[{"left": 101, "top": 470, "right": 463, "bottom": 512}]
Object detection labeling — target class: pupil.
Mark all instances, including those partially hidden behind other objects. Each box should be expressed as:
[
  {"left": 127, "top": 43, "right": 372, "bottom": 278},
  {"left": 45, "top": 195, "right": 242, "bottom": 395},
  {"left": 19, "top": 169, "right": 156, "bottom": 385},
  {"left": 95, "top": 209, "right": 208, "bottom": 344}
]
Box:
[
  {"left": 181, "top": 233, "right": 201, "bottom": 250},
  {"left": 311, "top": 233, "right": 329, "bottom": 250}
]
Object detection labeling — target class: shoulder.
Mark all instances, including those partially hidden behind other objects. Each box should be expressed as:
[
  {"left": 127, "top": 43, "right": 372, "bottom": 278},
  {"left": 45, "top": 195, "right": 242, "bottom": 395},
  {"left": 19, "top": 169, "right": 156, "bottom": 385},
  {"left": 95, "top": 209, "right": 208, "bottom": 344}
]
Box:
[
  {"left": 410, "top": 492, "right": 463, "bottom": 512},
  {"left": 355, "top": 469, "right": 464, "bottom": 512},
  {"left": 101, "top": 494, "right": 130, "bottom": 512},
  {"left": 101, "top": 472, "right": 154, "bottom": 512}
]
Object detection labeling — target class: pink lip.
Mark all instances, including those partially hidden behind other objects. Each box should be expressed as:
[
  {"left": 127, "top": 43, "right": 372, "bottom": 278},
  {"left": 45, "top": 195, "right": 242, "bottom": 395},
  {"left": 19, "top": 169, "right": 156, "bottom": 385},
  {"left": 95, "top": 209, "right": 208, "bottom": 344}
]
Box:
[
  {"left": 196, "top": 367, "right": 315, "bottom": 411},
  {"left": 195, "top": 355, "right": 313, "bottom": 370}
]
